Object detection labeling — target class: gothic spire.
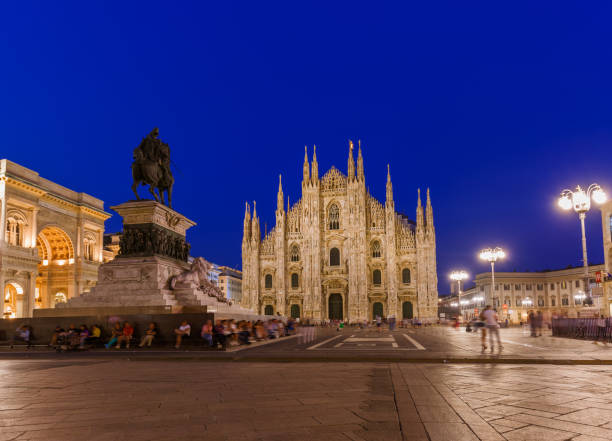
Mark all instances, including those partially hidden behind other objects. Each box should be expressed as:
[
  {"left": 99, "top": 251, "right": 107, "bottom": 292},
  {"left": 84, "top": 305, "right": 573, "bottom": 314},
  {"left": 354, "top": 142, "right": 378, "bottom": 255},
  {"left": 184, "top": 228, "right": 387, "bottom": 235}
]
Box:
[
  {"left": 251, "top": 200, "right": 260, "bottom": 242},
  {"left": 277, "top": 174, "right": 284, "bottom": 213},
  {"left": 303, "top": 145, "right": 310, "bottom": 184},
  {"left": 347, "top": 140, "right": 355, "bottom": 180},
  {"left": 416, "top": 189, "right": 424, "bottom": 231},
  {"left": 357, "top": 140, "right": 364, "bottom": 181},
  {"left": 386, "top": 164, "right": 393, "bottom": 204},
  {"left": 426, "top": 188, "right": 434, "bottom": 232},
  {"left": 311, "top": 144, "right": 319, "bottom": 182}
]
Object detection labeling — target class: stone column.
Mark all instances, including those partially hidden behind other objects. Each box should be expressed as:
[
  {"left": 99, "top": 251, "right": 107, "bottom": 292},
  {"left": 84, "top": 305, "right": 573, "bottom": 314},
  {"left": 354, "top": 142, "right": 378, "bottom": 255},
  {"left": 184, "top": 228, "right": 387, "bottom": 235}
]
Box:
[
  {"left": 30, "top": 208, "right": 38, "bottom": 249},
  {"left": 25, "top": 271, "right": 36, "bottom": 317},
  {"left": 98, "top": 229, "right": 103, "bottom": 262}
]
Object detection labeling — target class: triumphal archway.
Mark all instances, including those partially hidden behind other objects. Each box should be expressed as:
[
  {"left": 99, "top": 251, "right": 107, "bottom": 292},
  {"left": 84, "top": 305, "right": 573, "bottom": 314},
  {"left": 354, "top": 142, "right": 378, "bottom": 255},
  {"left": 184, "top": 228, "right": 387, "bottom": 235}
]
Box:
[{"left": 0, "top": 160, "right": 110, "bottom": 318}]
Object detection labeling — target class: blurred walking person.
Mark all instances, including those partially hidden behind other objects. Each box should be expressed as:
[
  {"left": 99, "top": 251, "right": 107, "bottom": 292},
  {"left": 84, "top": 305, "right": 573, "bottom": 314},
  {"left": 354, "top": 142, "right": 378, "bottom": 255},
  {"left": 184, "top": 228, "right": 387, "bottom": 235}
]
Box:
[
  {"left": 595, "top": 315, "right": 607, "bottom": 345},
  {"left": 482, "top": 305, "right": 502, "bottom": 353},
  {"left": 375, "top": 315, "right": 382, "bottom": 333},
  {"left": 478, "top": 310, "right": 487, "bottom": 353},
  {"left": 536, "top": 311, "right": 543, "bottom": 337}
]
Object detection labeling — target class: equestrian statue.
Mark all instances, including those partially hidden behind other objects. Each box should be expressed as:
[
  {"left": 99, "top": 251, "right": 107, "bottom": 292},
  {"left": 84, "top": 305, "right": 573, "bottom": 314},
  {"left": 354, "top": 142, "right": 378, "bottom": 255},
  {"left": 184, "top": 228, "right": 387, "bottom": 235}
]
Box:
[{"left": 131, "top": 128, "right": 174, "bottom": 208}]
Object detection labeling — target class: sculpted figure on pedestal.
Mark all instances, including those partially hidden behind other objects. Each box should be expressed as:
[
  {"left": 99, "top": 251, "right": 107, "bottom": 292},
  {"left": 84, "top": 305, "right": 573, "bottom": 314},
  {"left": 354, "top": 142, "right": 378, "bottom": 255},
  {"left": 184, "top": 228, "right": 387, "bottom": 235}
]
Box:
[
  {"left": 169, "top": 257, "right": 231, "bottom": 304},
  {"left": 131, "top": 128, "right": 175, "bottom": 208}
]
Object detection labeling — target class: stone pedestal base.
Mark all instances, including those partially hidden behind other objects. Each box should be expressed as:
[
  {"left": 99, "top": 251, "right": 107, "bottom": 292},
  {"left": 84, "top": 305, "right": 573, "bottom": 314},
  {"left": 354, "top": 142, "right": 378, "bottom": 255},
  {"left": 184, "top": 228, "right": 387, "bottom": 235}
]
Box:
[
  {"left": 56, "top": 255, "right": 188, "bottom": 310},
  {"left": 40, "top": 200, "right": 260, "bottom": 320},
  {"left": 51, "top": 254, "right": 256, "bottom": 318}
]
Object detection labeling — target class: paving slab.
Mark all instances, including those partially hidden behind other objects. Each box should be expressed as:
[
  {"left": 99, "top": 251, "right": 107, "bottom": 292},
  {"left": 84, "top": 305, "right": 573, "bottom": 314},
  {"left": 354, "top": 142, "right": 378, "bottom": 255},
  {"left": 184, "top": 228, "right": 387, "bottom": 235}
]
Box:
[{"left": 2, "top": 352, "right": 612, "bottom": 439}]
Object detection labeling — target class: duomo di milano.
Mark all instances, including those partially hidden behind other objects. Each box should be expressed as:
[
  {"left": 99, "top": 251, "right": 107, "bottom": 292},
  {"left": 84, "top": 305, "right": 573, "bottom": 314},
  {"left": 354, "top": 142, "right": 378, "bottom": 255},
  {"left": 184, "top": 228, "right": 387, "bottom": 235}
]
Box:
[{"left": 241, "top": 141, "right": 438, "bottom": 322}]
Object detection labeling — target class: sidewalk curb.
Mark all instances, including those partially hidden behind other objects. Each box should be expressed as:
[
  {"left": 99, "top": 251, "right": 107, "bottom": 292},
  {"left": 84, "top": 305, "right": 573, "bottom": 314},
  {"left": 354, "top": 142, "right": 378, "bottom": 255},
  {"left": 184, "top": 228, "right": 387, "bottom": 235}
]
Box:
[{"left": 1, "top": 353, "right": 612, "bottom": 365}]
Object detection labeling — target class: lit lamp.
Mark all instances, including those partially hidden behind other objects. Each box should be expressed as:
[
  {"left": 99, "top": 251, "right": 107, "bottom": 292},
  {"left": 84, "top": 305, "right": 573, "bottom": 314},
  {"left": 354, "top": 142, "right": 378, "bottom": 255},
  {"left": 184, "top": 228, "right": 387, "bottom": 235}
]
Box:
[
  {"left": 522, "top": 298, "right": 533, "bottom": 307},
  {"left": 558, "top": 184, "right": 606, "bottom": 303},
  {"left": 450, "top": 270, "right": 469, "bottom": 295},
  {"left": 574, "top": 292, "right": 586, "bottom": 303},
  {"left": 479, "top": 247, "right": 505, "bottom": 305}
]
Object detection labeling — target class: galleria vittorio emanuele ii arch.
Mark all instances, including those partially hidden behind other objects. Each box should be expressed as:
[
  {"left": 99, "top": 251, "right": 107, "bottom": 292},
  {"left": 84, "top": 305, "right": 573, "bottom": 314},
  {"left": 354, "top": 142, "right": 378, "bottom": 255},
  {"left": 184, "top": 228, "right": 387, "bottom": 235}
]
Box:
[{"left": 0, "top": 160, "right": 111, "bottom": 318}]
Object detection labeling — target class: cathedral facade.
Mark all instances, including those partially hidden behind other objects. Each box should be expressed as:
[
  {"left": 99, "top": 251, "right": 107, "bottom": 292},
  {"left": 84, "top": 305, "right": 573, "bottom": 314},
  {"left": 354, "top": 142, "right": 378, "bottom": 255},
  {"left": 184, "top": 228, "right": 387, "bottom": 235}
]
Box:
[{"left": 241, "top": 142, "right": 438, "bottom": 322}]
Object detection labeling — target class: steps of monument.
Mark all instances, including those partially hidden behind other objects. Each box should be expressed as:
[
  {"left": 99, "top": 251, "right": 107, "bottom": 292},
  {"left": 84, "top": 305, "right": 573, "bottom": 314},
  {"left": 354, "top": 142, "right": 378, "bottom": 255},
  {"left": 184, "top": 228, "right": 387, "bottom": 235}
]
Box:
[{"left": 59, "top": 291, "right": 178, "bottom": 308}]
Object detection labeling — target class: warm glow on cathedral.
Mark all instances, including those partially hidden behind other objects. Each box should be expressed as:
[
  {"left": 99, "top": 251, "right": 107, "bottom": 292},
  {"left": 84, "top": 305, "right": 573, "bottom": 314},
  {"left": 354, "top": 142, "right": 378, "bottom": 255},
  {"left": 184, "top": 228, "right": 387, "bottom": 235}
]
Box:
[{"left": 241, "top": 141, "right": 438, "bottom": 322}]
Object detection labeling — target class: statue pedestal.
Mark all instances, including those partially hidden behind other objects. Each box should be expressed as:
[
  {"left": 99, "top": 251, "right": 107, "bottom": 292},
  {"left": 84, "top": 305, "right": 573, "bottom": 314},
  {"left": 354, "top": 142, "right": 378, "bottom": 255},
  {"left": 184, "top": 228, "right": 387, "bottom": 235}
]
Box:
[
  {"left": 42, "top": 200, "right": 260, "bottom": 319},
  {"left": 51, "top": 201, "right": 199, "bottom": 314}
]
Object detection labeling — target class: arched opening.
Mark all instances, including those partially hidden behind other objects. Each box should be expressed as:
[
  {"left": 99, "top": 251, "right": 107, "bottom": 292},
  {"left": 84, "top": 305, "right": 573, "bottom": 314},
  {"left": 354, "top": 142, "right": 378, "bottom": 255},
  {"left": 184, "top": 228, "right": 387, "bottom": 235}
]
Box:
[
  {"left": 35, "top": 226, "right": 75, "bottom": 309},
  {"left": 3, "top": 282, "right": 22, "bottom": 318},
  {"left": 402, "top": 268, "right": 411, "bottom": 284},
  {"left": 290, "top": 245, "right": 300, "bottom": 262},
  {"left": 373, "top": 302, "right": 383, "bottom": 319},
  {"left": 371, "top": 241, "right": 381, "bottom": 258},
  {"left": 264, "top": 274, "right": 273, "bottom": 289},
  {"left": 402, "top": 301, "right": 413, "bottom": 319},
  {"left": 37, "top": 226, "right": 74, "bottom": 264},
  {"left": 328, "top": 293, "right": 343, "bottom": 320},
  {"left": 328, "top": 203, "right": 340, "bottom": 230},
  {"left": 290, "top": 304, "right": 300, "bottom": 318},
  {"left": 264, "top": 305, "right": 274, "bottom": 315},
  {"left": 54, "top": 292, "right": 67, "bottom": 305},
  {"left": 291, "top": 273, "right": 299, "bottom": 288},
  {"left": 330, "top": 248, "right": 340, "bottom": 266},
  {"left": 373, "top": 269, "right": 382, "bottom": 286}
]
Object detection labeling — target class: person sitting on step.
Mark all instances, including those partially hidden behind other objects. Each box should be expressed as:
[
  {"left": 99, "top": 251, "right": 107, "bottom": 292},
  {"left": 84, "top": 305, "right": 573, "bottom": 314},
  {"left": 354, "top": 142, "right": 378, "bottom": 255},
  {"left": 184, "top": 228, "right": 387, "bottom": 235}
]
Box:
[
  {"left": 174, "top": 321, "right": 191, "bottom": 349},
  {"left": 115, "top": 322, "right": 134, "bottom": 349},
  {"left": 139, "top": 322, "right": 158, "bottom": 348}
]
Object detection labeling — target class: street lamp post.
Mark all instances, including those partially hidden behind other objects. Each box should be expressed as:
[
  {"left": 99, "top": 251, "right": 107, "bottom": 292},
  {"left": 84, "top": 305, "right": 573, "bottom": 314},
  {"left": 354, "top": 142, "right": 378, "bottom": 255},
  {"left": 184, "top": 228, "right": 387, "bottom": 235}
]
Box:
[
  {"left": 450, "top": 270, "right": 469, "bottom": 296},
  {"left": 479, "top": 247, "right": 506, "bottom": 308},
  {"left": 450, "top": 270, "right": 469, "bottom": 319},
  {"left": 558, "top": 184, "right": 607, "bottom": 302}
]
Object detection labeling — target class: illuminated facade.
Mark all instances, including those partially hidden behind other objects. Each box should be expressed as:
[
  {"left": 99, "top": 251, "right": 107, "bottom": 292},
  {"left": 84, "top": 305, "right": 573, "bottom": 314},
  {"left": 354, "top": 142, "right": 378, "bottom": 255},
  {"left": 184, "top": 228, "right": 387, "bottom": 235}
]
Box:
[
  {"left": 452, "top": 265, "right": 606, "bottom": 322},
  {"left": 0, "top": 160, "right": 110, "bottom": 317},
  {"left": 241, "top": 142, "right": 438, "bottom": 322}
]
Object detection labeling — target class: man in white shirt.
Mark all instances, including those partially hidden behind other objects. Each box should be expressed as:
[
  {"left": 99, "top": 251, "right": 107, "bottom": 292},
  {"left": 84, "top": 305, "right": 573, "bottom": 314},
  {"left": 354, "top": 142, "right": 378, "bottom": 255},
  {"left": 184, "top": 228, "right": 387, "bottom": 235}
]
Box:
[
  {"left": 596, "top": 315, "right": 607, "bottom": 345},
  {"left": 481, "top": 305, "right": 502, "bottom": 353},
  {"left": 174, "top": 320, "right": 191, "bottom": 349}
]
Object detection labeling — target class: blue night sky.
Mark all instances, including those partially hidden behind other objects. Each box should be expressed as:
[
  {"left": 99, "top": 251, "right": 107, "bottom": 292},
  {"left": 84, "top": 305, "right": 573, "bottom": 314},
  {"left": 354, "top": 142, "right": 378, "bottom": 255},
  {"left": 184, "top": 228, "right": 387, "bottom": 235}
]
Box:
[{"left": 2, "top": 2, "right": 612, "bottom": 293}]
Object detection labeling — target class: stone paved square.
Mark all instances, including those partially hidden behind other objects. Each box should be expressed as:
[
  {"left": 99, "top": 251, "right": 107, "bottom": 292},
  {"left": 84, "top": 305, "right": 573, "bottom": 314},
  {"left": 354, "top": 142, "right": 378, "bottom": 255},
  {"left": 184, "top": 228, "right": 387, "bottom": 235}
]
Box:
[{"left": 1, "top": 359, "right": 612, "bottom": 440}]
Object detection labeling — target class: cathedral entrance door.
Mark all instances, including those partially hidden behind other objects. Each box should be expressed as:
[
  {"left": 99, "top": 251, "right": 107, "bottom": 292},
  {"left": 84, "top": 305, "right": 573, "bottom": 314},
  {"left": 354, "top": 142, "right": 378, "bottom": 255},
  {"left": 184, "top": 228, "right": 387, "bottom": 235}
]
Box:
[
  {"left": 372, "top": 302, "right": 383, "bottom": 319},
  {"left": 290, "top": 304, "right": 300, "bottom": 318},
  {"left": 328, "top": 294, "right": 343, "bottom": 320},
  {"left": 402, "top": 301, "right": 413, "bottom": 319}
]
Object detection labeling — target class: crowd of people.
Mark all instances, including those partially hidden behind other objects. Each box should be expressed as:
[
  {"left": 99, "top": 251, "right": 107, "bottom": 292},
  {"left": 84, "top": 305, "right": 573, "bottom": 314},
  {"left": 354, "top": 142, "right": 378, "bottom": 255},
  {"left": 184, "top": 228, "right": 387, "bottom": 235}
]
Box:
[
  {"left": 21, "top": 317, "right": 301, "bottom": 351},
  {"left": 189, "top": 318, "right": 298, "bottom": 350}
]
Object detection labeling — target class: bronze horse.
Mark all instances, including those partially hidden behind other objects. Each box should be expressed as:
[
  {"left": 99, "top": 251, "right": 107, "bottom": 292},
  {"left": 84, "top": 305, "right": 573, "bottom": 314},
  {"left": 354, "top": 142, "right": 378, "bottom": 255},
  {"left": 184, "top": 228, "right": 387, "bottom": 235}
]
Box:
[{"left": 131, "top": 130, "right": 174, "bottom": 208}]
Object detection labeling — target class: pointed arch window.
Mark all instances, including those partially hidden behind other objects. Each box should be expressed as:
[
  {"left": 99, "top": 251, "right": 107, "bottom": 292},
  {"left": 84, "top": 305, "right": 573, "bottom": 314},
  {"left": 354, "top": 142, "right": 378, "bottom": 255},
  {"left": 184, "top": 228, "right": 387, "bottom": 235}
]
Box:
[
  {"left": 291, "top": 273, "right": 299, "bottom": 288},
  {"left": 373, "top": 269, "right": 382, "bottom": 286},
  {"left": 328, "top": 204, "right": 340, "bottom": 230},
  {"left": 290, "top": 245, "right": 300, "bottom": 262},
  {"left": 330, "top": 248, "right": 340, "bottom": 266},
  {"left": 264, "top": 274, "right": 273, "bottom": 289},
  {"left": 402, "top": 268, "right": 411, "bottom": 284},
  {"left": 372, "top": 241, "right": 381, "bottom": 258}
]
